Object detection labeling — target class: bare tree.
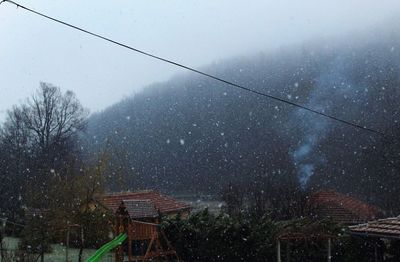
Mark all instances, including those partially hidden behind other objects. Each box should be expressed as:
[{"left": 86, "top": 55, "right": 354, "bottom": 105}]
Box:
[
  {"left": 221, "top": 182, "right": 245, "bottom": 217},
  {"left": 0, "top": 83, "right": 88, "bottom": 214},
  {"left": 246, "top": 172, "right": 311, "bottom": 220},
  {"left": 18, "top": 83, "right": 88, "bottom": 164}
]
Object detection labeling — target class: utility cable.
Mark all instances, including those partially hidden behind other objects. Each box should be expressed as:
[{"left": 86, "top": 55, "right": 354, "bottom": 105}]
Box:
[{"left": 0, "top": 0, "right": 384, "bottom": 135}]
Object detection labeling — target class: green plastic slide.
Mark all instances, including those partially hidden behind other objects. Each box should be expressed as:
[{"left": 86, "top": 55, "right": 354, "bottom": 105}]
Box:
[{"left": 86, "top": 233, "right": 127, "bottom": 262}]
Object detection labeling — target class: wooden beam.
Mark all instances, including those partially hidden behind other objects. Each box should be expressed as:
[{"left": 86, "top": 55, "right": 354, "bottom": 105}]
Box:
[
  {"left": 161, "top": 231, "right": 182, "bottom": 261},
  {"left": 144, "top": 232, "right": 157, "bottom": 260},
  {"left": 128, "top": 238, "right": 132, "bottom": 262},
  {"left": 127, "top": 223, "right": 131, "bottom": 262}
]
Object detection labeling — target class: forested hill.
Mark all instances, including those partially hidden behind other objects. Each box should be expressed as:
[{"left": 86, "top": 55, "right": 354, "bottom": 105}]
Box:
[{"left": 85, "top": 25, "right": 400, "bottom": 201}]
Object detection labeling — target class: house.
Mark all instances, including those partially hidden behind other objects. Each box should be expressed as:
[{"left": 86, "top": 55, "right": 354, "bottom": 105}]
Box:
[
  {"left": 275, "top": 191, "right": 384, "bottom": 262},
  {"left": 97, "top": 190, "right": 190, "bottom": 261},
  {"left": 348, "top": 216, "right": 400, "bottom": 261},
  {"left": 349, "top": 216, "right": 400, "bottom": 239},
  {"left": 309, "top": 190, "right": 384, "bottom": 224}
]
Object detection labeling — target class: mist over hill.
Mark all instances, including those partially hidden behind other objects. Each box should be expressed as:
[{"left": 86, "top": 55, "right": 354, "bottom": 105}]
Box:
[{"left": 84, "top": 24, "right": 400, "bottom": 205}]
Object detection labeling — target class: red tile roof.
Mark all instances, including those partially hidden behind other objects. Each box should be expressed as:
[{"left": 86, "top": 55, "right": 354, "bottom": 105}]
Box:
[
  {"left": 349, "top": 216, "right": 400, "bottom": 239},
  {"left": 100, "top": 190, "right": 191, "bottom": 215},
  {"left": 310, "top": 190, "right": 383, "bottom": 224}
]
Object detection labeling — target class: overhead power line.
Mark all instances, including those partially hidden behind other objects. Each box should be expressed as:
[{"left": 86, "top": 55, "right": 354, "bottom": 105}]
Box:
[{"left": 1, "top": 0, "right": 383, "bottom": 135}]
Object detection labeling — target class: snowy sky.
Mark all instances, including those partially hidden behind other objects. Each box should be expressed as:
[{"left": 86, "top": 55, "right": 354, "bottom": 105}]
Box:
[{"left": 1, "top": 0, "right": 399, "bottom": 121}]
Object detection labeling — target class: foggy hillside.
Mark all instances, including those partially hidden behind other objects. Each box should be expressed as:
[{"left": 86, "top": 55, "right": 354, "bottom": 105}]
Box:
[{"left": 85, "top": 25, "right": 400, "bottom": 203}]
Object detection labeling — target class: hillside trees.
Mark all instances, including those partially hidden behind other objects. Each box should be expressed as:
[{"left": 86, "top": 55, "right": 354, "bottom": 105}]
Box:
[
  {"left": 354, "top": 81, "right": 400, "bottom": 215},
  {"left": 362, "top": 119, "right": 400, "bottom": 215},
  {"left": 378, "top": 83, "right": 400, "bottom": 215},
  {"left": 221, "top": 171, "right": 311, "bottom": 220},
  {"left": 84, "top": 29, "right": 400, "bottom": 213}
]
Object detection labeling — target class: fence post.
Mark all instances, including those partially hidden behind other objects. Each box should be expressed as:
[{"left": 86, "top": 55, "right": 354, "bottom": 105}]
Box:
[
  {"left": 327, "top": 238, "right": 331, "bottom": 262},
  {"left": 277, "top": 240, "right": 281, "bottom": 262},
  {"left": 66, "top": 227, "right": 70, "bottom": 262},
  {"left": 0, "top": 218, "right": 7, "bottom": 261}
]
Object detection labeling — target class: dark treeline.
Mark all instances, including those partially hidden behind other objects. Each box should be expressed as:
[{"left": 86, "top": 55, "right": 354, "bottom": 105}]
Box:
[
  {"left": 162, "top": 210, "right": 399, "bottom": 262},
  {"left": 85, "top": 25, "right": 400, "bottom": 213}
]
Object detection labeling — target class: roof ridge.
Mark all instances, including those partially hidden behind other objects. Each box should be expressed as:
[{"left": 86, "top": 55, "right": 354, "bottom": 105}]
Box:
[
  {"left": 104, "top": 189, "right": 156, "bottom": 196},
  {"left": 101, "top": 190, "right": 191, "bottom": 214},
  {"left": 123, "top": 199, "right": 152, "bottom": 202}
]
